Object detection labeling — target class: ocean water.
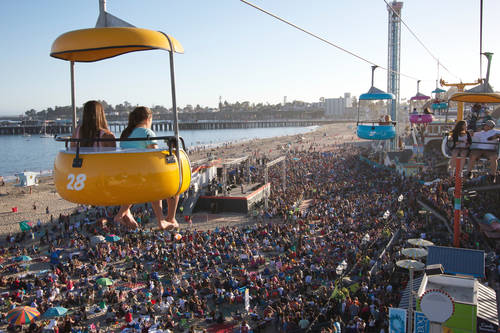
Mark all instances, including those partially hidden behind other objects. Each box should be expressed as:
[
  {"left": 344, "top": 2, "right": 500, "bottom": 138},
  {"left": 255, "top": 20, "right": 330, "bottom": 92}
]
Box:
[{"left": 0, "top": 126, "right": 317, "bottom": 179}]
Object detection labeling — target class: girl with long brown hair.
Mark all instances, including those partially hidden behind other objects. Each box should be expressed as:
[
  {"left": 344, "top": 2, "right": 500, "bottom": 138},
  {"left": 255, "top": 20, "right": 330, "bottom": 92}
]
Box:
[
  {"left": 448, "top": 120, "right": 471, "bottom": 176},
  {"left": 71, "top": 100, "right": 115, "bottom": 148}
]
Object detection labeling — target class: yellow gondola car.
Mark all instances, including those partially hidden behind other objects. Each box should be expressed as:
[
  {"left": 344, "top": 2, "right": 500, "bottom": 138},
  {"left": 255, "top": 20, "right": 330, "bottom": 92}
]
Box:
[
  {"left": 50, "top": 11, "right": 191, "bottom": 206},
  {"left": 54, "top": 148, "right": 191, "bottom": 206}
]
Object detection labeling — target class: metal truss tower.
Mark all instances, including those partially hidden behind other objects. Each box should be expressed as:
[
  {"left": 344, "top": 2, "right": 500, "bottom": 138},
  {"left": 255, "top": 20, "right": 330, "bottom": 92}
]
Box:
[{"left": 387, "top": 2, "right": 403, "bottom": 150}]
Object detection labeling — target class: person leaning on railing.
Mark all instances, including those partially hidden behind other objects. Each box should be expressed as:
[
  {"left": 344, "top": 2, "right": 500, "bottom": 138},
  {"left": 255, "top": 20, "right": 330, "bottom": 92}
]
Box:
[{"left": 465, "top": 120, "right": 500, "bottom": 183}]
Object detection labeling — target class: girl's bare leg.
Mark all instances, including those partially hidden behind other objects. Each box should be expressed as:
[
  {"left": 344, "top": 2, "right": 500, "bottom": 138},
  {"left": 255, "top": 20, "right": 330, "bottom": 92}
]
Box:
[
  {"left": 152, "top": 200, "right": 169, "bottom": 230},
  {"left": 165, "top": 195, "right": 180, "bottom": 230}
]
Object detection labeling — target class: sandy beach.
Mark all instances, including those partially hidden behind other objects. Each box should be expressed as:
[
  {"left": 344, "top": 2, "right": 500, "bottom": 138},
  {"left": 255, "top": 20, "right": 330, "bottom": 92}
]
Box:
[{"left": 0, "top": 123, "right": 357, "bottom": 235}]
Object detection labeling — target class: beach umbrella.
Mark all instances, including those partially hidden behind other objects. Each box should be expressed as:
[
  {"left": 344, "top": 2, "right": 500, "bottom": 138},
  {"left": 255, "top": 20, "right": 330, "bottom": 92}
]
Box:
[
  {"left": 90, "top": 235, "right": 105, "bottom": 246},
  {"left": 407, "top": 238, "right": 434, "bottom": 247},
  {"left": 396, "top": 259, "right": 425, "bottom": 271},
  {"left": 96, "top": 277, "right": 113, "bottom": 286},
  {"left": 19, "top": 220, "right": 33, "bottom": 232},
  {"left": 401, "top": 248, "right": 428, "bottom": 259},
  {"left": 6, "top": 306, "right": 40, "bottom": 325},
  {"left": 105, "top": 234, "right": 121, "bottom": 242},
  {"left": 14, "top": 255, "right": 32, "bottom": 262},
  {"left": 396, "top": 259, "right": 425, "bottom": 328},
  {"left": 42, "top": 307, "right": 68, "bottom": 318}
]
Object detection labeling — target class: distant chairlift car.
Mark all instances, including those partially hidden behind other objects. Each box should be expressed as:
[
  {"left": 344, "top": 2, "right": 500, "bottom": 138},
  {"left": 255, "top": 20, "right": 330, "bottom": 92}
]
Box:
[
  {"left": 431, "top": 87, "right": 448, "bottom": 113},
  {"left": 356, "top": 66, "right": 396, "bottom": 141}
]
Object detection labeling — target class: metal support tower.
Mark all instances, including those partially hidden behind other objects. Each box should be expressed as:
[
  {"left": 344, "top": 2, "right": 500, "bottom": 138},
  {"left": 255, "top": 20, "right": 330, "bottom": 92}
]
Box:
[
  {"left": 387, "top": 2, "right": 403, "bottom": 150},
  {"left": 439, "top": 78, "right": 480, "bottom": 248}
]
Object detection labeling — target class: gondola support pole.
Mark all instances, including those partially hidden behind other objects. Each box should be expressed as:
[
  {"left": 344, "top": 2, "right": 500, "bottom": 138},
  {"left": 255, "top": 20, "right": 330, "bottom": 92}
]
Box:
[{"left": 70, "top": 61, "right": 77, "bottom": 130}]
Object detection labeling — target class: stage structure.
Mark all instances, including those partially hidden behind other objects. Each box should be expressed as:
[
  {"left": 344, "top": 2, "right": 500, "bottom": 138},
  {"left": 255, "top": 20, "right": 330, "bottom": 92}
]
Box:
[{"left": 221, "top": 156, "right": 249, "bottom": 196}]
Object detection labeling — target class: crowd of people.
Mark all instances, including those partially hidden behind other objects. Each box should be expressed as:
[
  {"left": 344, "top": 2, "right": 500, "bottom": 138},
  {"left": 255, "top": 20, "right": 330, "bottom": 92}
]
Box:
[{"left": 0, "top": 116, "right": 498, "bottom": 333}]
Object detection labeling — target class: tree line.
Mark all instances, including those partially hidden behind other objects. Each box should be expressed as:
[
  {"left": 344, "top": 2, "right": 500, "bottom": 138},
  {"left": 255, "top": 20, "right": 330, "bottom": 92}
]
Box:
[{"left": 23, "top": 99, "right": 330, "bottom": 121}]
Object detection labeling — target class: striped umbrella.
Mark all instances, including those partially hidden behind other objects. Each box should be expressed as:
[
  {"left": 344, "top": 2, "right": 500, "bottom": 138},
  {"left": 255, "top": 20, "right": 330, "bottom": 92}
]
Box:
[
  {"left": 6, "top": 306, "right": 40, "bottom": 325},
  {"left": 407, "top": 238, "right": 434, "bottom": 248},
  {"left": 105, "top": 234, "right": 121, "bottom": 242},
  {"left": 402, "top": 248, "right": 428, "bottom": 259}
]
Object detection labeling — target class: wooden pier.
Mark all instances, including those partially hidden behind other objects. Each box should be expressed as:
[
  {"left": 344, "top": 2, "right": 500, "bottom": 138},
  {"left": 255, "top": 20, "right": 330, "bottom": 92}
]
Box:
[
  {"left": 0, "top": 119, "right": 350, "bottom": 135},
  {"left": 108, "top": 119, "right": 346, "bottom": 133},
  {"left": 0, "top": 124, "right": 72, "bottom": 136}
]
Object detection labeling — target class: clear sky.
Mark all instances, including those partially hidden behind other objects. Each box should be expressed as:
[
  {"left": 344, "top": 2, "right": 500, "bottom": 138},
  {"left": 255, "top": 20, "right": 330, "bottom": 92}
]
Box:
[{"left": 1, "top": 0, "right": 499, "bottom": 116}]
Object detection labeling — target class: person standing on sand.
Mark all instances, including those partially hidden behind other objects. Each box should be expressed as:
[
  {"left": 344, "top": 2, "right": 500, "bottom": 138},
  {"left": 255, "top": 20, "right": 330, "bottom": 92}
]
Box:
[{"left": 116, "top": 106, "right": 179, "bottom": 231}]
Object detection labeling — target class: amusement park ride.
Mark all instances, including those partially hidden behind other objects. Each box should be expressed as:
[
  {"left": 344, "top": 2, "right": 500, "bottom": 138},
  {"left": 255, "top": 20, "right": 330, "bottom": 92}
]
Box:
[
  {"left": 356, "top": 66, "right": 396, "bottom": 142},
  {"left": 51, "top": 0, "right": 191, "bottom": 206},
  {"left": 408, "top": 80, "right": 432, "bottom": 158},
  {"left": 47, "top": 0, "right": 499, "bottom": 253},
  {"left": 444, "top": 53, "right": 500, "bottom": 247}
]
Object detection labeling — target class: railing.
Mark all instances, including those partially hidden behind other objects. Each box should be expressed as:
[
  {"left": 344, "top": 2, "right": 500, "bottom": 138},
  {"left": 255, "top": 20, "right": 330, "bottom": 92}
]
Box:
[
  {"left": 369, "top": 229, "right": 401, "bottom": 276},
  {"left": 55, "top": 135, "right": 187, "bottom": 168},
  {"left": 442, "top": 136, "right": 500, "bottom": 159},
  {"left": 417, "top": 198, "right": 453, "bottom": 234}
]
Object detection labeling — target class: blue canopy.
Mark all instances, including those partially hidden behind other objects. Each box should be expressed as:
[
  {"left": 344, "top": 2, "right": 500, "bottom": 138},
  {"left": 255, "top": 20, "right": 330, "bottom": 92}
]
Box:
[
  {"left": 431, "top": 102, "right": 448, "bottom": 110},
  {"left": 14, "top": 255, "right": 32, "bottom": 262},
  {"left": 42, "top": 307, "right": 68, "bottom": 318},
  {"left": 359, "top": 86, "right": 395, "bottom": 101},
  {"left": 432, "top": 88, "right": 446, "bottom": 94}
]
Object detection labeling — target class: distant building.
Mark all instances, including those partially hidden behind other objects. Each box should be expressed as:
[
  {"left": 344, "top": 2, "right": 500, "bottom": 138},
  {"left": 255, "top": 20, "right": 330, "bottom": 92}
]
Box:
[{"left": 324, "top": 92, "right": 352, "bottom": 118}]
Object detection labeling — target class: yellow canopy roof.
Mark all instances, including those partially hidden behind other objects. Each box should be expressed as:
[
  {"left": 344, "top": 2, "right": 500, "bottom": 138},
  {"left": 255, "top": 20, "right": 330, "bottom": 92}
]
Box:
[
  {"left": 449, "top": 92, "right": 500, "bottom": 104},
  {"left": 50, "top": 27, "right": 184, "bottom": 62}
]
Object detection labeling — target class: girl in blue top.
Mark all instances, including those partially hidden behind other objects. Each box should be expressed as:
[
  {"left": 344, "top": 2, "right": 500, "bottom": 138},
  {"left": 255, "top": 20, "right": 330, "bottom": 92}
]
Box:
[{"left": 114, "top": 106, "right": 179, "bottom": 230}]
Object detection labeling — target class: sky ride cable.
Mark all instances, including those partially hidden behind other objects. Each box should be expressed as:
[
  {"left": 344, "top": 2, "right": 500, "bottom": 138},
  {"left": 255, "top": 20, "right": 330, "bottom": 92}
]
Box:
[
  {"left": 383, "top": 0, "right": 460, "bottom": 81},
  {"left": 240, "top": 0, "right": 420, "bottom": 82},
  {"left": 479, "top": 0, "right": 483, "bottom": 81}
]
